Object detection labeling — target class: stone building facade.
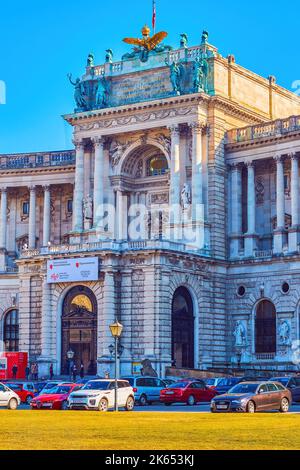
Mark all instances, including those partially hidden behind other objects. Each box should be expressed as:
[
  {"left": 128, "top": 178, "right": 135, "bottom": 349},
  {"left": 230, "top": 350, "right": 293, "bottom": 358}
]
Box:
[{"left": 1, "top": 30, "right": 300, "bottom": 376}]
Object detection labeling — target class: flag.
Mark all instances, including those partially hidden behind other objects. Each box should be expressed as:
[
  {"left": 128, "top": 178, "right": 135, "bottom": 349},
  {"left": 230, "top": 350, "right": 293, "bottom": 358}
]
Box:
[{"left": 152, "top": 0, "right": 156, "bottom": 32}]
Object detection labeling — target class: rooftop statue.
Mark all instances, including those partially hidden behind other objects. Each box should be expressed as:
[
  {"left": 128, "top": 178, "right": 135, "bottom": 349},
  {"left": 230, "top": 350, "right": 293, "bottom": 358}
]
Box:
[
  {"left": 201, "top": 30, "right": 209, "bottom": 45},
  {"left": 87, "top": 53, "right": 95, "bottom": 67},
  {"left": 105, "top": 49, "right": 113, "bottom": 63},
  {"left": 166, "top": 59, "right": 184, "bottom": 95},
  {"left": 180, "top": 33, "right": 188, "bottom": 48},
  {"left": 67, "top": 73, "right": 88, "bottom": 111},
  {"left": 193, "top": 56, "right": 209, "bottom": 93},
  {"left": 95, "top": 76, "right": 109, "bottom": 109},
  {"left": 122, "top": 25, "right": 170, "bottom": 62}
]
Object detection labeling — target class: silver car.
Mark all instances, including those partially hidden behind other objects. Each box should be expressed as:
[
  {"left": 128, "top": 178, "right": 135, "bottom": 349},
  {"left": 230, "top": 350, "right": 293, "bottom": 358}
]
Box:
[{"left": 0, "top": 382, "right": 21, "bottom": 409}]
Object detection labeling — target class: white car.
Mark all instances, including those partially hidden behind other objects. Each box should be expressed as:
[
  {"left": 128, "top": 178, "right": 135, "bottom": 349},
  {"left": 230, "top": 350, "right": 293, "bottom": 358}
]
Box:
[
  {"left": 0, "top": 382, "right": 21, "bottom": 409},
  {"left": 68, "top": 379, "right": 135, "bottom": 411}
]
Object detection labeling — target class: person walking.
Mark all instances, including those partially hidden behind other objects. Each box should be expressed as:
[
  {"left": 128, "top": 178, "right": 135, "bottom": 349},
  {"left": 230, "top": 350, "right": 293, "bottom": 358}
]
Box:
[
  {"left": 72, "top": 364, "right": 77, "bottom": 382},
  {"left": 12, "top": 364, "right": 18, "bottom": 379},
  {"left": 49, "top": 363, "right": 54, "bottom": 380},
  {"left": 79, "top": 363, "right": 84, "bottom": 380},
  {"left": 25, "top": 365, "right": 30, "bottom": 381},
  {"left": 30, "top": 363, "right": 35, "bottom": 380}
]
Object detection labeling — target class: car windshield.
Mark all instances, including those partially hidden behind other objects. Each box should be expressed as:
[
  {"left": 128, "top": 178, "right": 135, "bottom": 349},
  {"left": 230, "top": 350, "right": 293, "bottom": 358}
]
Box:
[
  {"left": 43, "top": 383, "right": 59, "bottom": 390},
  {"left": 229, "top": 383, "right": 259, "bottom": 394},
  {"left": 270, "top": 378, "right": 289, "bottom": 386},
  {"left": 217, "top": 378, "right": 231, "bottom": 386},
  {"left": 81, "top": 381, "right": 111, "bottom": 390},
  {"left": 169, "top": 382, "right": 189, "bottom": 389},
  {"left": 45, "top": 386, "right": 72, "bottom": 394},
  {"left": 122, "top": 378, "right": 134, "bottom": 386},
  {"left": 206, "top": 379, "right": 217, "bottom": 385}
]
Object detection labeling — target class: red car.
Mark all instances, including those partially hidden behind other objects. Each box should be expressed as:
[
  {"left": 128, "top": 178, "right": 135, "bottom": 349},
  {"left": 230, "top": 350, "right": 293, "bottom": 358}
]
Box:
[
  {"left": 160, "top": 380, "right": 218, "bottom": 406},
  {"left": 5, "top": 382, "right": 37, "bottom": 404},
  {"left": 31, "top": 383, "right": 82, "bottom": 410}
]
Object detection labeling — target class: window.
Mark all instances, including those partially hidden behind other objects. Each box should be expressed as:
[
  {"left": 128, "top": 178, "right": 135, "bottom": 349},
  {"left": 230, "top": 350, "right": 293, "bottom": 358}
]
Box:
[
  {"left": 255, "top": 300, "right": 276, "bottom": 354},
  {"left": 258, "top": 384, "right": 268, "bottom": 393},
  {"left": 67, "top": 199, "right": 73, "bottom": 213},
  {"left": 3, "top": 309, "right": 19, "bottom": 352},
  {"left": 22, "top": 201, "right": 29, "bottom": 216},
  {"left": 267, "top": 383, "right": 278, "bottom": 392},
  {"left": 281, "top": 282, "right": 290, "bottom": 294},
  {"left": 146, "top": 155, "right": 168, "bottom": 176}
]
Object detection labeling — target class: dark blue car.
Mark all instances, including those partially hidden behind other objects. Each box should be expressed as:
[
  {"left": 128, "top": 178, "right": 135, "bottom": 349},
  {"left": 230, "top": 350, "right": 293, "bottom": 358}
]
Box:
[{"left": 215, "top": 377, "right": 241, "bottom": 394}]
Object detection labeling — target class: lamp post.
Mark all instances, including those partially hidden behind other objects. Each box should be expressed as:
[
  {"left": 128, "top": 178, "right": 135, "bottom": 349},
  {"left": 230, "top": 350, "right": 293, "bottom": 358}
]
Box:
[
  {"left": 109, "top": 320, "right": 123, "bottom": 411},
  {"left": 67, "top": 349, "right": 74, "bottom": 381}
]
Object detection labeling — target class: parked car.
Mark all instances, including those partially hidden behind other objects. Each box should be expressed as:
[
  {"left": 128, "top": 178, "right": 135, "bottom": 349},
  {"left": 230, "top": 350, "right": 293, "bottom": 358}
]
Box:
[
  {"left": 31, "top": 383, "right": 83, "bottom": 410},
  {"left": 160, "top": 380, "right": 218, "bottom": 406},
  {"left": 121, "top": 376, "right": 168, "bottom": 405},
  {"left": 34, "top": 382, "right": 48, "bottom": 396},
  {"left": 204, "top": 377, "right": 223, "bottom": 388},
  {"left": 162, "top": 378, "right": 177, "bottom": 387},
  {"left": 210, "top": 381, "right": 291, "bottom": 413},
  {"left": 68, "top": 379, "right": 134, "bottom": 411},
  {"left": 4, "top": 382, "right": 37, "bottom": 404},
  {"left": 269, "top": 376, "right": 300, "bottom": 402},
  {"left": 215, "top": 377, "right": 241, "bottom": 394},
  {"left": 38, "top": 381, "right": 68, "bottom": 394},
  {"left": 0, "top": 382, "right": 21, "bottom": 409}
]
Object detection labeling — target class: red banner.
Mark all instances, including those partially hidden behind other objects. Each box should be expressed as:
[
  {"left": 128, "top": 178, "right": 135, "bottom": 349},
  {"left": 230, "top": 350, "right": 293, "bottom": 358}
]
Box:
[{"left": 0, "top": 352, "right": 28, "bottom": 380}]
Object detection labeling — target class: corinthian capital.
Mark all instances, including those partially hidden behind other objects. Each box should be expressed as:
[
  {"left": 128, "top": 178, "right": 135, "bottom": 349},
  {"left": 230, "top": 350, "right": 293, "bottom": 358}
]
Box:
[
  {"left": 91, "top": 136, "right": 105, "bottom": 148},
  {"left": 189, "top": 121, "right": 206, "bottom": 133},
  {"left": 168, "top": 125, "right": 180, "bottom": 135},
  {"left": 72, "top": 138, "right": 84, "bottom": 150},
  {"left": 274, "top": 154, "right": 283, "bottom": 163}
]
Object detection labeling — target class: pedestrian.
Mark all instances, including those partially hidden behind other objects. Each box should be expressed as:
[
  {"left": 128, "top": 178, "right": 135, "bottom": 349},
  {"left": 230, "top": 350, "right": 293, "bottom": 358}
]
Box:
[
  {"left": 35, "top": 363, "right": 39, "bottom": 381},
  {"left": 30, "top": 363, "right": 35, "bottom": 380},
  {"left": 80, "top": 363, "right": 84, "bottom": 380},
  {"left": 25, "top": 365, "right": 30, "bottom": 381},
  {"left": 12, "top": 364, "right": 18, "bottom": 379},
  {"left": 72, "top": 364, "right": 77, "bottom": 382},
  {"left": 49, "top": 363, "right": 54, "bottom": 380}
]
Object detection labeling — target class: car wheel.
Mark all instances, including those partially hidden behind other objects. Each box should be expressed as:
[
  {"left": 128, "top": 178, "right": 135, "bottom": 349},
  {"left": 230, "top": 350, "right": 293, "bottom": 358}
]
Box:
[
  {"left": 61, "top": 400, "right": 68, "bottom": 411},
  {"left": 139, "top": 394, "right": 148, "bottom": 406},
  {"left": 26, "top": 396, "right": 33, "bottom": 405},
  {"left": 8, "top": 398, "right": 18, "bottom": 410},
  {"left": 247, "top": 400, "right": 255, "bottom": 413},
  {"left": 124, "top": 396, "right": 134, "bottom": 411},
  {"left": 187, "top": 395, "right": 196, "bottom": 406},
  {"left": 279, "top": 397, "right": 289, "bottom": 413},
  {"left": 98, "top": 398, "right": 108, "bottom": 412}
]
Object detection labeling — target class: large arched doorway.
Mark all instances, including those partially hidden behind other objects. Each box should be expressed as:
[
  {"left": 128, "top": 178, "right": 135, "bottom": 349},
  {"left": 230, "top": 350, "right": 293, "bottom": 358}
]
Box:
[
  {"left": 255, "top": 300, "right": 276, "bottom": 353},
  {"left": 3, "top": 309, "right": 19, "bottom": 352},
  {"left": 172, "top": 287, "right": 195, "bottom": 369},
  {"left": 61, "top": 286, "right": 97, "bottom": 375}
]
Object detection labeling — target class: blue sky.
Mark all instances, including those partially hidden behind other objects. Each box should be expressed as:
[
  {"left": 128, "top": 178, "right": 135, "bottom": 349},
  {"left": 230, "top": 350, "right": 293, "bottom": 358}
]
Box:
[{"left": 0, "top": 0, "right": 299, "bottom": 154}]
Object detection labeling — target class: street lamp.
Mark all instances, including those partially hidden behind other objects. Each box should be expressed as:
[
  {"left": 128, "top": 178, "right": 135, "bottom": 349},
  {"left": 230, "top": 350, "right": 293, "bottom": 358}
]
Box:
[
  {"left": 109, "top": 320, "right": 123, "bottom": 411},
  {"left": 67, "top": 349, "right": 74, "bottom": 380}
]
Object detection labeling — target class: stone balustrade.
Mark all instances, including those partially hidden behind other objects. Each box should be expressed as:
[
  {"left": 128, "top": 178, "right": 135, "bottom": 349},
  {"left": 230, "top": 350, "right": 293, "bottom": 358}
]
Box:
[
  {"left": 0, "top": 150, "right": 75, "bottom": 170},
  {"left": 20, "top": 239, "right": 211, "bottom": 259},
  {"left": 227, "top": 115, "right": 300, "bottom": 144}
]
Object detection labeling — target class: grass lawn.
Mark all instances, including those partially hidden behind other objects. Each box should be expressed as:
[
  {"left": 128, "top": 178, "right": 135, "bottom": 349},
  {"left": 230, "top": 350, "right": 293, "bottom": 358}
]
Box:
[{"left": 0, "top": 411, "right": 299, "bottom": 450}]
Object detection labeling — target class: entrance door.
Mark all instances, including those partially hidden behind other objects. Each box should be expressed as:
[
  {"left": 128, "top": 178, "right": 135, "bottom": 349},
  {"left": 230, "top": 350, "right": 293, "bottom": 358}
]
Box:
[
  {"left": 61, "top": 286, "right": 97, "bottom": 375},
  {"left": 172, "top": 287, "right": 194, "bottom": 369}
]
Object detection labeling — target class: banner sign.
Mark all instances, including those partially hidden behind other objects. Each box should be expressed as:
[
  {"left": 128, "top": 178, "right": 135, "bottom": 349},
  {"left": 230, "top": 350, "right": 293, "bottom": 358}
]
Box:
[{"left": 47, "top": 257, "right": 99, "bottom": 283}]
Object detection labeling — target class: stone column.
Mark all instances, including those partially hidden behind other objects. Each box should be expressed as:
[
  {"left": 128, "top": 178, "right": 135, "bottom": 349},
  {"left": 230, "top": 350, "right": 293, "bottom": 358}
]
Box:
[
  {"left": 190, "top": 122, "right": 203, "bottom": 220},
  {"left": 92, "top": 137, "right": 105, "bottom": 230},
  {"left": 0, "top": 188, "right": 7, "bottom": 249},
  {"left": 168, "top": 126, "right": 181, "bottom": 228},
  {"left": 72, "top": 140, "right": 85, "bottom": 231},
  {"left": 42, "top": 186, "right": 51, "bottom": 246},
  {"left": 40, "top": 277, "right": 52, "bottom": 357},
  {"left": 273, "top": 155, "right": 285, "bottom": 254},
  {"left": 98, "top": 271, "right": 116, "bottom": 376},
  {"left": 288, "top": 153, "right": 299, "bottom": 252},
  {"left": 230, "top": 164, "right": 242, "bottom": 258},
  {"left": 116, "top": 190, "right": 128, "bottom": 240},
  {"left": 28, "top": 186, "right": 36, "bottom": 249},
  {"left": 244, "top": 161, "right": 257, "bottom": 256}
]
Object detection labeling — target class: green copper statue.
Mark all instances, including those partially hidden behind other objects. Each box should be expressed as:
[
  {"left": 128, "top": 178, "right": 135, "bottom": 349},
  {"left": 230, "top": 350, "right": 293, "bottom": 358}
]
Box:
[
  {"left": 105, "top": 49, "right": 113, "bottom": 63},
  {"left": 193, "top": 57, "right": 208, "bottom": 93},
  {"left": 67, "top": 73, "right": 88, "bottom": 110},
  {"left": 87, "top": 53, "right": 94, "bottom": 67},
  {"left": 166, "top": 59, "right": 184, "bottom": 95},
  {"left": 95, "top": 77, "right": 109, "bottom": 109},
  {"left": 180, "top": 33, "right": 188, "bottom": 48}
]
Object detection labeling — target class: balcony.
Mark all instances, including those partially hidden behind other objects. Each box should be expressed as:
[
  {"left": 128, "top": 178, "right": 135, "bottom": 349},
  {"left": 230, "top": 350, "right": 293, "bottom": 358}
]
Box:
[
  {"left": 227, "top": 115, "right": 300, "bottom": 145},
  {"left": 20, "top": 239, "right": 211, "bottom": 259},
  {"left": 255, "top": 353, "right": 276, "bottom": 361},
  {"left": 0, "top": 150, "right": 75, "bottom": 171}
]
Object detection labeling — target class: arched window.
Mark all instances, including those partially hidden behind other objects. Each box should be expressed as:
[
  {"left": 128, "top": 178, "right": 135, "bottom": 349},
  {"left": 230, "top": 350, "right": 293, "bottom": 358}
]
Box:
[
  {"left": 3, "top": 309, "right": 19, "bottom": 352},
  {"left": 146, "top": 155, "right": 168, "bottom": 176},
  {"left": 172, "top": 287, "right": 194, "bottom": 369},
  {"left": 255, "top": 300, "right": 276, "bottom": 353}
]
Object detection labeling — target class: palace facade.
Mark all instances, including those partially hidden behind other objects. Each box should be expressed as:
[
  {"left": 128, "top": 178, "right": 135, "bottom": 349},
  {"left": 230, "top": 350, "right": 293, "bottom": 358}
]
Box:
[{"left": 1, "top": 29, "right": 300, "bottom": 376}]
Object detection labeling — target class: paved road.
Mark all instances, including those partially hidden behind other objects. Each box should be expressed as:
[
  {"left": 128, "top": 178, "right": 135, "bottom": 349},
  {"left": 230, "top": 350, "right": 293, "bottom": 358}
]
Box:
[{"left": 19, "top": 402, "right": 300, "bottom": 413}]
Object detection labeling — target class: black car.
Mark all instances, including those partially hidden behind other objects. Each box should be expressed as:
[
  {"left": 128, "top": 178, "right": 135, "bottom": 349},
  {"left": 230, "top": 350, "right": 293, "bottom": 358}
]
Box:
[
  {"left": 269, "top": 376, "right": 300, "bottom": 402},
  {"left": 215, "top": 377, "right": 241, "bottom": 394}
]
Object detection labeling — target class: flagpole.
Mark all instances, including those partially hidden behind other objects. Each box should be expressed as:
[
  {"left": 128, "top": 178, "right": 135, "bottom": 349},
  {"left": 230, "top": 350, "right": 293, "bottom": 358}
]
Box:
[{"left": 152, "top": 0, "right": 156, "bottom": 34}]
